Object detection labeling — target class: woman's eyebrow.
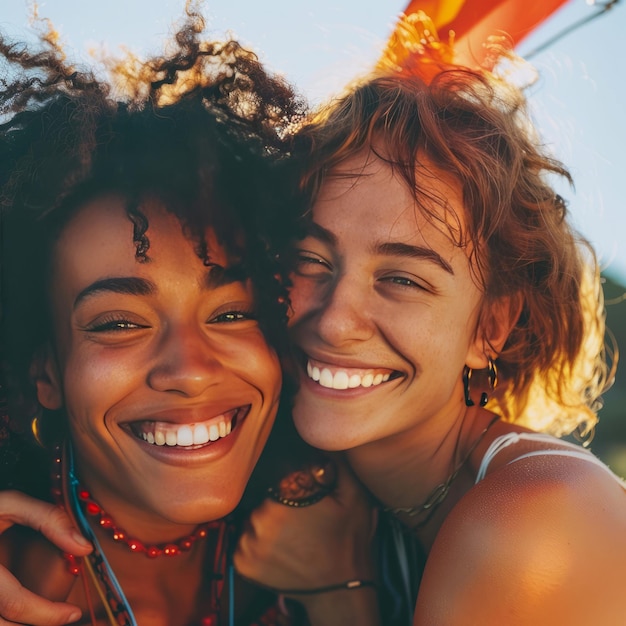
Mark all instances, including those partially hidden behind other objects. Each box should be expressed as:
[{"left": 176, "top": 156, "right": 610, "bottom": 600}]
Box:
[
  {"left": 203, "top": 263, "right": 248, "bottom": 289},
  {"left": 302, "top": 221, "right": 337, "bottom": 246},
  {"left": 375, "top": 241, "right": 454, "bottom": 274},
  {"left": 73, "top": 265, "right": 249, "bottom": 308},
  {"left": 74, "top": 277, "right": 155, "bottom": 308},
  {"left": 303, "top": 222, "right": 454, "bottom": 274}
]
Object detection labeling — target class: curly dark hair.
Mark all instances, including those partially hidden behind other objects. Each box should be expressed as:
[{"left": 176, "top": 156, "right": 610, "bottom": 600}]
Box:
[{"left": 0, "top": 10, "right": 307, "bottom": 482}]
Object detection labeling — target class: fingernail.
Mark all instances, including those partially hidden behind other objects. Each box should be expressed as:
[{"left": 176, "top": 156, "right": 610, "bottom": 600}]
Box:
[
  {"left": 71, "top": 530, "right": 92, "bottom": 548},
  {"left": 67, "top": 609, "right": 82, "bottom": 623}
]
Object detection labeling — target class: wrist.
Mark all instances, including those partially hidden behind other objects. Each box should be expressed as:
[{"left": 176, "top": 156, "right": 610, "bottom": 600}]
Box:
[
  {"left": 238, "top": 572, "right": 376, "bottom": 597},
  {"left": 286, "top": 579, "right": 376, "bottom": 595},
  {"left": 299, "top": 583, "right": 380, "bottom": 626}
]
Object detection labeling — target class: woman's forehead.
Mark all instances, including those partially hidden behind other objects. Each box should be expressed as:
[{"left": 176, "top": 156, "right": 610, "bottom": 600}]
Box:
[
  {"left": 56, "top": 194, "right": 229, "bottom": 257},
  {"left": 318, "top": 151, "right": 467, "bottom": 231},
  {"left": 49, "top": 196, "right": 245, "bottom": 297}
]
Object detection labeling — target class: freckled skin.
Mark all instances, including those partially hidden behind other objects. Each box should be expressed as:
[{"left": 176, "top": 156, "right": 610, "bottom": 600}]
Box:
[{"left": 289, "top": 152, "right": 487, "bottom": 452}]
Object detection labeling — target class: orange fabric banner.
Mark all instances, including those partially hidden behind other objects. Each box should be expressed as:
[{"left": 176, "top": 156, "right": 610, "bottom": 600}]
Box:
[{"left": 401, "top": 0, "right": 570, "bottom": 63}]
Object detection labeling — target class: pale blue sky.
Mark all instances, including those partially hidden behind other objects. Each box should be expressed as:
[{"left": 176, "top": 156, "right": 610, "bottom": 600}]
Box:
[{"left": 3, "top": 1, "right": 625, "bottom": 282}]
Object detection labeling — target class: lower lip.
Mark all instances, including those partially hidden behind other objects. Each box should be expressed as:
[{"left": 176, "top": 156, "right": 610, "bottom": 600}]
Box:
[{"left": 126, "top": 410, "right": 249, "bottom": 466}]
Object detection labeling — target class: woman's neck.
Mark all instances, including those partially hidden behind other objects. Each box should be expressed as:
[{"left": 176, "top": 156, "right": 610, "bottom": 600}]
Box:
[
  {"left": 54, "top": 447, "right": 229, "bottom": 625},
  {"left": 66, "top": 531, "right": 213, "bottom": 626},
  {"left": 346, "top": 402, "right": 497, "bottom": 550},
  {"left": 75, "top": 507, "right": 226, "bottom": 626}
]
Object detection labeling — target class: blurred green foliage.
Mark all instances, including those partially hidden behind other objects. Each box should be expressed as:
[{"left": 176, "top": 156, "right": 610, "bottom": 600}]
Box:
[{"left": 593, "top": 273, "right": 626, "bottom": 476}]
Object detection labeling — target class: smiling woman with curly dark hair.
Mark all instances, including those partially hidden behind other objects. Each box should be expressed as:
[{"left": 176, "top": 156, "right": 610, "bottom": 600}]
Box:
[{"left": 0, "top": 8, "right": 318, "bottom": 625}]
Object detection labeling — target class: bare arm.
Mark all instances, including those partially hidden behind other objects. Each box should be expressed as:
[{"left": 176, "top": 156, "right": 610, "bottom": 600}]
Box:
[
  {"left": 414, "top": 457, "right": 626, "bottom": 625},
  {"left": 0, "top": 491, "right": 92, "bottom": 625},
  {"left": 235, "top": 459, "right": 381, "bottom": 626}
]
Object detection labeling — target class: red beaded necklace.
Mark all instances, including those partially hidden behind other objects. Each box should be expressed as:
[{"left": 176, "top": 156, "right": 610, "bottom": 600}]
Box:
[
  {"left": 50, "top": 444, "right": 232, "bottom": 625},
  {"left": 76, "top": 487, "right": 216, "bottom": 558},
  {"left": 50, "top": 444, "right": 287, "bottom": 626}
]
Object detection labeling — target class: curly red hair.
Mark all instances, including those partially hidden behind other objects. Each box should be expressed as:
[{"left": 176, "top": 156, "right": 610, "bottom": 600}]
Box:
[{"left": 296, "top": 65, "right": 610, "bottom": 436}]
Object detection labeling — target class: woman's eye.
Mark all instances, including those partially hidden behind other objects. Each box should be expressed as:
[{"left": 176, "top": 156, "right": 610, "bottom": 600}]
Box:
[
  {"left": 379, "top": 275, "right": 428, "bottom": 290},
  {"left": 85, "top": 317, "right": 149, "bottom": 332},
  {"left": 387, "top": 276, "right": 418, "bottom": 287},
  {"left": 209, "top": 309, "right": 257, "bottom": 324},
  {"left": 293, "top": 252, "right": 332, "bottom": 275}
]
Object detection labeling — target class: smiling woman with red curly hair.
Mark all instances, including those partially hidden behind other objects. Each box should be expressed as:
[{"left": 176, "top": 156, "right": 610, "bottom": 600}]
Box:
[{"left": 235, "top": 17, "right": 626, "bottom": 626}]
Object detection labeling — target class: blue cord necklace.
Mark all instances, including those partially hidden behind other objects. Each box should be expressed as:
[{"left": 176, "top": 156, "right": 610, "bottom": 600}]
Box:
[{"left": 56, "top": 443, "right": 235, "bottom": 626}]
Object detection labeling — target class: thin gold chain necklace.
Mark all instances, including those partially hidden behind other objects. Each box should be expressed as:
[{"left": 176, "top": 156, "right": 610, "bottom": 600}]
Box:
[{"left": 384, "top": 415, "right": 499, "bottom": 529}]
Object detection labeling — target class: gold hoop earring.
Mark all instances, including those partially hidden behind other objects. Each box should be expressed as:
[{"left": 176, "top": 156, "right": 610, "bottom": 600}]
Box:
[
  {"left": 487, "top": 356, "right": 498, "bottom": 393},
  {"left": 463, "top": 357, "right": 498, "bottom": 408},
  {"left": 31, "top": 415, "right": 46, "bottom": 447}
]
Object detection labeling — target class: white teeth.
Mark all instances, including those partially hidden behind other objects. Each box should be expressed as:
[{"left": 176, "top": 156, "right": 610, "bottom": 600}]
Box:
[
  {"left": 193, "top": 423, "right": 209, "bottom": 445},
  {"left": 319, "top": 368, "right": 333, "bottom": 387},
  {"left": 319, "top": 367, "right": 343, "bottom": 389},
  {"left": 176, "top": 425, "right": 193, "bottom": 447},
  {"left": 306, "top": 360, "right": 395, "bottom": 390},
  {"left": 333, "top": 371, "right": 349, "bottom": 390},
  {"left": 209, "top": 424, "right": 220, "bottom": 442},
  {"left": 136, "top": 415, "right": 235, "bottom": 448},
  {"left": 348, "top": 374, "right": 361, "bottom": 388}
]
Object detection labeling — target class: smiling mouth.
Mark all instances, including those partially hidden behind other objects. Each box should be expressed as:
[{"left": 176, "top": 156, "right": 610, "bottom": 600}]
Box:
[
  {"left": 127, "top": 406, "right": 249, "bottom": 448},
  {"left": 306, "top": 360, "right": 402, "bottom": 390}
]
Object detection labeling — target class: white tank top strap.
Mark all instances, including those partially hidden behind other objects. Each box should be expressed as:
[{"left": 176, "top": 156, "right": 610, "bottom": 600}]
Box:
[{"left": 475, "top": 432, "right": 626, "bottom": 488}]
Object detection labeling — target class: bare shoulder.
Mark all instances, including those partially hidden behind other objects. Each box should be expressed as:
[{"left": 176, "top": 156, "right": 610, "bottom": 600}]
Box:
[{"left": 414, "top": 454, "right": 626, "bottom": 625}]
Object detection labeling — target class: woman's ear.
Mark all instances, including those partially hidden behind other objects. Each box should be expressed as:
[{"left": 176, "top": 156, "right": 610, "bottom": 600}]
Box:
[
  {"left": 30, "top": 344, "right": 63, "bottom": 410},
  {"left": 466, "top": 293, "right": 523, "bottom": 368}
]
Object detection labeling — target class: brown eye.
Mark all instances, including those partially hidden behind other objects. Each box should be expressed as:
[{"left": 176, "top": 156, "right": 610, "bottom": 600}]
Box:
[
  {"left": 378, "top": 274, "right": 432, "bottom": 293},
  {"left": 86, "top": 317, "right": 149, "bottom": 332},
  {"left": 208, "top": 308, "right": 257, "bottom": 324},
  {"left": 294, "top": 252, "right": 332, "bottom": 276},
  {"left": 385, "top": 276, "right": 420, "bottom": 288}
]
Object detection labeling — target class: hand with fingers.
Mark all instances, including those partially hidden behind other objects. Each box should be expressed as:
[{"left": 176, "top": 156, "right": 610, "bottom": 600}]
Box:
[
  {"left": 234, "top": 457, "right": 381, "bottom": 626},
  {"left": 0, "top": 490, "right": 92, "bottom": 625}
]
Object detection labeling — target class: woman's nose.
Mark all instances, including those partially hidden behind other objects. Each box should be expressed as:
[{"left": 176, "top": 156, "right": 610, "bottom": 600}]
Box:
[
  {"left": 147, "top": 325, "right": 225, "bottom": 396},
  {"left": 313, "top": 276, "right": 374, "bottom": 347}
]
